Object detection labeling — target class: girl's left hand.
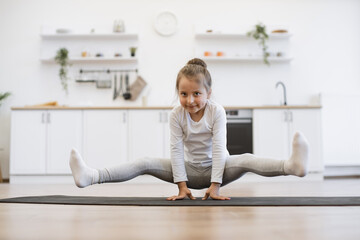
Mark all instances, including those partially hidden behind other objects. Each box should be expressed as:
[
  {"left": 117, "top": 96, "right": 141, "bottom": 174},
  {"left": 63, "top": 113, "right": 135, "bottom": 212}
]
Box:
[{"left": 202, "top": 182, "right": 231, "bottom": 200}]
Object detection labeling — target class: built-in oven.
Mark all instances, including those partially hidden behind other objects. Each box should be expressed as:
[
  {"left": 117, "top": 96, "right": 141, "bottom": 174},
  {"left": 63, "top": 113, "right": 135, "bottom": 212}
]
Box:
[{"left": 226, "top": 109, "right": 253, "bottom": 155}]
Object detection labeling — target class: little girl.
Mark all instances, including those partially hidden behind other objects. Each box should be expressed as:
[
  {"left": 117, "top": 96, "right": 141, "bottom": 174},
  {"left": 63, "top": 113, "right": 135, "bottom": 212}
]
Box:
[{"left": 70, "top": 58, "right": 308, "bottom": 201}]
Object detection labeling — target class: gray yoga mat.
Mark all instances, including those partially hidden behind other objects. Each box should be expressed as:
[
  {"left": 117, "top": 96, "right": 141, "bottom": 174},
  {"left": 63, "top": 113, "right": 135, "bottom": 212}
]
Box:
[{"left": 1, "top": 195, "right": 360, "bottom": 206}]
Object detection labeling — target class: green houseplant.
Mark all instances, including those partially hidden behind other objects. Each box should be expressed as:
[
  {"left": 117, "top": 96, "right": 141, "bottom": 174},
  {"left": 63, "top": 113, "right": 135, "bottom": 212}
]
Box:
[
  {"left": 247, "top": 23, "right": 270, "bottom": 65},
  {"left": 0, "top": 92, "right": 11, "bottom": 107},
  {"left": 55, "top": 48, "right": 71, "bottom": 93},
  {"left": 130, "top": 47, "right": 137, "bottom": 57}
]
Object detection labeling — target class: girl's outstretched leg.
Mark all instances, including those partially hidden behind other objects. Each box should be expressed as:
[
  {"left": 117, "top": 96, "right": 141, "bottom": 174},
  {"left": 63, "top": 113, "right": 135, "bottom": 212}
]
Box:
[
  {"left": 69, "top": 148, "right": 99, "bottom": 188},
  {"left": 69, "top": 148, "right": 174, "bottom": 188},
  {"left": 222, "top": 131, "right": 309, "bottom": 186},
  {"left": 97, "top": 157, "right": 173, "bottom": 184}
]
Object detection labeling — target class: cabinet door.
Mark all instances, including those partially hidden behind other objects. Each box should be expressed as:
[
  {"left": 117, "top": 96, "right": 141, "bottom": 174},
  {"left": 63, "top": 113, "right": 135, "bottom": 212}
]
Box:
[
  {"left": 128, "top": 110, "right": 165, "bottom": 161},
  {"left": 47, "top": 110, "right": 83, "bottom": 174},
  {"left": 10, "top": 110, "right": 46, "bottom": 174},
  {"left": 253, "top": 109, "right": 289, "bottom": 159},
  {"left": 290, "top": 109, "right": 323, "bottom": 172},
  {"left": 163, "top": 110, "right": 171, "bottom": 158},
  {"left": 83, "top": 110, "right": 128, "bottom": 169}
]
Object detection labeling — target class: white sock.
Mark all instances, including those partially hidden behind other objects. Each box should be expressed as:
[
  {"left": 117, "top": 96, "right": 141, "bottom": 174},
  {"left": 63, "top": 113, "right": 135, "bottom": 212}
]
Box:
[
  {"left": 284, "top": 132, "right": 309, "bottom": 177},
  {"left": 69, "top": 148, "right": 99, "bottom": 188}
]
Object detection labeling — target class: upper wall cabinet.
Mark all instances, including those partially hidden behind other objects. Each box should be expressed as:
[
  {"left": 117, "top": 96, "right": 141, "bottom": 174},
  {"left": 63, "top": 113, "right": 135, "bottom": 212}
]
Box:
[
  {"left": 194, "top": 25, "right": 292, "bottom": 63},
  {"left": 40, "top": 25, "right": 139, "bottom": 64}
]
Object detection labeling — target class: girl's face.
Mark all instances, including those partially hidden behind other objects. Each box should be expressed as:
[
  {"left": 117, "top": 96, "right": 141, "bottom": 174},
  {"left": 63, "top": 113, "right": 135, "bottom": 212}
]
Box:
[{"left": 178, "top": 76, "right": 211, "bottom": 117}]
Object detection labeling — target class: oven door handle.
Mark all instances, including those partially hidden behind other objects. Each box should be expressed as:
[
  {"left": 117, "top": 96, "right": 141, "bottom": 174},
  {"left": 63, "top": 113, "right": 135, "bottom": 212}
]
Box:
[{"left": 227, "top": 118, "right": 252, "bottom": 123}]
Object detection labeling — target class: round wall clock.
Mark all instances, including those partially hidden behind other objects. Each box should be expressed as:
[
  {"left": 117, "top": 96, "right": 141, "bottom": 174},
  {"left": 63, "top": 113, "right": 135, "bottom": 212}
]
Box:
[{"left": 154, "top": 11, "right": 178, "bottom": 36}]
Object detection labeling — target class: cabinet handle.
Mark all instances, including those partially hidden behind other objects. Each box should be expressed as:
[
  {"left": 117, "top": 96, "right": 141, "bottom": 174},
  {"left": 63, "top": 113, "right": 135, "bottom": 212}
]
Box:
[
  {"left": 41, "top": 113, "right": 45, "bottom": 123},
  {"left": 159, "top": 112, "right": 162, "bottom": 123},
  {"left": 164, "top": 112, "right": 168, "bottom": 123},
  {"left": 289, "top": 111, "right": 293, "bottom": 122},
  {"left": 47, "top": 112, "right": 51, "bottom": 123},
  {"left": 123, "top": 112, "right": 127, "bottom": 123},
  {"left": 284, "top": 111, "right": 288, "bottom": 122}
]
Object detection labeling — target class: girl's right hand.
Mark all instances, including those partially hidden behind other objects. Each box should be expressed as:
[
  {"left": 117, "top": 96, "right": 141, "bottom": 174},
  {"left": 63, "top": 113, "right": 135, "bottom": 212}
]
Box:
[
  {"left": 166, "top": 182, "right": 196, "bottom": 201},
  {"left": 166, "top": 188, "right": 196, "bottom": 201}
]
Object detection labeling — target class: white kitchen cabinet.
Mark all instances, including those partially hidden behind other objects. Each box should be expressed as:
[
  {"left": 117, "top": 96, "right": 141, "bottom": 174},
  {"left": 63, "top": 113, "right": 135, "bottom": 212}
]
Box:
[
  {"left": 253, "top": 108, "right": 323, "bottom": 172},
  {"left": 10, "top": 107, "right": 323, "bottom": 183},
  {"left": 128, "top": 110, "right": 170, "bottom": 162},
  {"left": 47, "top": 110, "right": 83, "bottom": 174},
  {"left": 83, "top": 110, "right": 128, "bottom": 169},
  {"left": 163, "top": 110, "right": 171, "bottom": 158},
  {"left": 10, "top": 111, "right": 47, "bottom": 174},
  {"left": 10, "top": 110, "right": 83, "bottom": 175}
]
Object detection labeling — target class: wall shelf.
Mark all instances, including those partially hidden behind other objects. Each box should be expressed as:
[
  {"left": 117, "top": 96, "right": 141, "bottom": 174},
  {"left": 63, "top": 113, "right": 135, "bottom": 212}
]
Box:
[
  {"left": 40, "top": 25, "right": 139, "bottom": 67},
  {"left": 41, "top": 57, "right": 138, "bottom": 63},
  {"left": 194, "top": 27, "right": 293, "bottom": 64},
  {"left": 195, "top": 32, "right": 292, "bottom": 40},
  {"left": 41, "top": 33, "right": 138, "bottom": 40},
  {"left": 201, "top": 56, "right": 293, "bottom": 63}
]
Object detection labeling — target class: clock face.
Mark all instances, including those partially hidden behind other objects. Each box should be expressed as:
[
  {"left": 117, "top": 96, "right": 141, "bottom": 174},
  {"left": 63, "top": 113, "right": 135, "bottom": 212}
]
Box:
[{"left": 154, "top": 11, "right": 178, "bottom": 36}]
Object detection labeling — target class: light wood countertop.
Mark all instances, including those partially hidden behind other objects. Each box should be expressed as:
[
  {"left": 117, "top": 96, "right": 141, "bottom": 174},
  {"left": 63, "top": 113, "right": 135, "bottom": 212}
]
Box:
[{"left": 11, "top": 105, "right": 322, "bottom": 110}]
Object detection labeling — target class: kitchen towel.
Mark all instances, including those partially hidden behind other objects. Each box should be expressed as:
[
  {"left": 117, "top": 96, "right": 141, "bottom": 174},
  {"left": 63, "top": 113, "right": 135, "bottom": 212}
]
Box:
[
  {"left": 129, "top": 76, "right": 147, "bottom": 101},
  {"left": 1, "top": 195, "right": 360, "bottom": 206}
]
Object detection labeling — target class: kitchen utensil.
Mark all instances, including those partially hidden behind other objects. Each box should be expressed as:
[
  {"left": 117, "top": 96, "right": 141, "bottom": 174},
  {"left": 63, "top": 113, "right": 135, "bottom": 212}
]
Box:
[
  {"left": 123, "top": 74, "right": 131, "bottom": 100},
  {"left": 75, "top": 72, "right": 92, "bottom": 82},
  {"left": 118, "top": 73, "right": 123, "bottom": 97},
  {"left": 96, "top": 80, "right": 112, "bottom": 88},
  {"left": 96, "top": 71, "right": 112, "bottom": 88},
  {"left": 113, "top": 74, "right": 117, "bottom": 100}
]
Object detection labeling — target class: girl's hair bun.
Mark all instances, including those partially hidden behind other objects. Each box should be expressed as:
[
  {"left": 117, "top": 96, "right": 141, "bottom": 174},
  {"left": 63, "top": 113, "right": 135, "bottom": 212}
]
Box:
[
  {"left": 187, "top": 58, "right": 207, "bottom": 69},
  {"left": 176, "top": 58, "right": 212, "bottom": 92}
]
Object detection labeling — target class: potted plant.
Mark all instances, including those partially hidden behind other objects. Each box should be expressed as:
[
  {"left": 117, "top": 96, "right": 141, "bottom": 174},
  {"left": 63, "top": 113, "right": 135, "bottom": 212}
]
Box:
[
  {"left": 0, "top": 92, "right": 11, "bottom": 107},
  {"left": 55, "top": 48, "right": 71, "bottom": 93},
  {"left": 247, "top": 23, "right": 270, "bottom": 65},
  {"left": 129, "top": 47, "right": 137, "bottom": 57}
]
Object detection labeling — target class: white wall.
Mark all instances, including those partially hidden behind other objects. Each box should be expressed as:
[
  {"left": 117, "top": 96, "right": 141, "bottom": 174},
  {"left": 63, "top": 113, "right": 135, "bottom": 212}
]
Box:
[{"left": 1, "top": 0, "right": 360, "bottom": 178}]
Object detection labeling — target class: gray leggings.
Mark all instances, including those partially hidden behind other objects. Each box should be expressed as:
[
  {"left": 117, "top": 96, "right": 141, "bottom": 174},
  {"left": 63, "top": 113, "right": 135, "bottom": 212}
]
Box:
[{"left": 98, "top": 153, "right": 286, "bottom": 189}]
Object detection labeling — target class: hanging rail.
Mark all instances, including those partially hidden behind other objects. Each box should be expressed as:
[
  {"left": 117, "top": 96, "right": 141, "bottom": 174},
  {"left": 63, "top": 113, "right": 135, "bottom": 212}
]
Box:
[{"left": 79, "top": 68, "right": 138, "bottom": 74}]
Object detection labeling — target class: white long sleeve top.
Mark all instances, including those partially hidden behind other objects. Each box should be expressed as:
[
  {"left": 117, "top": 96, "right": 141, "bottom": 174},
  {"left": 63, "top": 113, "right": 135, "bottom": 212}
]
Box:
[{"left": 169, "top": 100, "right": 229, "bottom": 184}]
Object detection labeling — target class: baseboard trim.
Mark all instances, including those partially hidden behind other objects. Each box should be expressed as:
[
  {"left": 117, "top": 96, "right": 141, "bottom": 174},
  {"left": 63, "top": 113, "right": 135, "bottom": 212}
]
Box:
[{"left": 324, "top": 166, "right": 360, "bottom": 178}]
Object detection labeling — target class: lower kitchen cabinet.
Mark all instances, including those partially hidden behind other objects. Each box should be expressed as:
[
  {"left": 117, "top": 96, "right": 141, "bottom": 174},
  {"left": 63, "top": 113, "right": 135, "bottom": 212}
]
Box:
[
  {"left": 10, "top": 110, "right": 83, "bottom": 175},
  {"left": 9, "top": 108, "right": 170, "bottom": 183},
  {"left": 10, "top": 107, "right": 322, "bottom": 183},
  {"left": 253, "top": 108, "right": 323, "bottom": 172},
  {"left": 83, "top": 110, "right": 128, "bottom": 169},
  {"left": 128, "top": 110, "right": 170, "bottom": 162},
  {"left": 47, "top": 110, "right": 83, "bottom": 174},
  {"left": 10, "top": 110, "right": 46, "bottom": 174}
]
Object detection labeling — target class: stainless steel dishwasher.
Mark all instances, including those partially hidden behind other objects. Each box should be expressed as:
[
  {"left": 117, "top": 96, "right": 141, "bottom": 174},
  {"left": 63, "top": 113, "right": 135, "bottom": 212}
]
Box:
[{"left": 226, "top": 109, "right": 253, "bottom": 155}]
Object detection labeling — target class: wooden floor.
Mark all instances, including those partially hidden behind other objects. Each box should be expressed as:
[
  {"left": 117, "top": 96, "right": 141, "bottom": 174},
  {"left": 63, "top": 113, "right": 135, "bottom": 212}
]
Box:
[{"left": 0, "top": 178, "right": 360, "bottom": 240}]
